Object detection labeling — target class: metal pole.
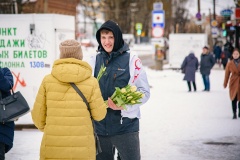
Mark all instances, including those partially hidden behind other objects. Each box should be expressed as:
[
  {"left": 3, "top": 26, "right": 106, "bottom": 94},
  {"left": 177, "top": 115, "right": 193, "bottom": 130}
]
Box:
[
  {"left": 198, "top": 0, "right": 200, "bottom": 14},
  {"left": 137, "top": 36, "right": 140, "bottom": 44},
  {"left": 209, "top": 9, "right": 211, "bottom": 23},
  {"left": 13, "top": 0, "right": 18, "bottom": 14},
  {"left": 197, "top": 0, "right": 202, "bottom": 32},
  {"left": 209, "top": 8, "right": 213, "bottom": 50},
  {"left": 213, "top": 0, "right": 216, "bottom": 20}
]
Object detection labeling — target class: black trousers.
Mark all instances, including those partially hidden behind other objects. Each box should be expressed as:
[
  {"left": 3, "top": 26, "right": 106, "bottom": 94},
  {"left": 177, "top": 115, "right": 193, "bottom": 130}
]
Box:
[
  {"left": 187, "top": 81, "right": 196, "bottom": 91},
  {"left": 97, "top": 132, "right": 140, "bottom": 160},
  {"left": 0, "top": 142, "right": 5, "bottom": 160},
  {"left": 232, "top": 95, "right": 240, "bottom": 115}
]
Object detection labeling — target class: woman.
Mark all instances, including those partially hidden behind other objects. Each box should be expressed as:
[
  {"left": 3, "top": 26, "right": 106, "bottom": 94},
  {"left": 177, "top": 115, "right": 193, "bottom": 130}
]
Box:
[
  {"left": 181, "top": 52, "right": 199, "bottom": 92},
  {"left": 31, "top": 39, "right": 107, "bottom": 159},
  {"left": 0, "top": 67, "right": 14, "bottom": 160},
  {"left": 224, "top": 48, "right": 240, "bottom": 119}
]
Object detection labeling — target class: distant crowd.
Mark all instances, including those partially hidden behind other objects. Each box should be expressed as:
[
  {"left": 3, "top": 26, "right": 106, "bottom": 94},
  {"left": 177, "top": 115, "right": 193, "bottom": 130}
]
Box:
[{"left": 181, "top": 43, "right": 240, "bottom": 120}]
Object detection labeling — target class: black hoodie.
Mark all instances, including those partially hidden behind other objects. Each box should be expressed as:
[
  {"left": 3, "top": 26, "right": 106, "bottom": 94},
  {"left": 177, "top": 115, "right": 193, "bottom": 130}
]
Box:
[
  {"left": 94, "top": 21, "right": 139, "bottom": 136},
  {"left": 96, "top": 20, "right": 124, "bottom": 52}
]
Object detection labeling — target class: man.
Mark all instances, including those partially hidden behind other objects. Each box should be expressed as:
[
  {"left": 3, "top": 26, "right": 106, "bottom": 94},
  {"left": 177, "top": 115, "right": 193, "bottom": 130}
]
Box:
[
  {"left": 89, "top": 20, "right": 150, "bottom": 160},
  {"left": 200, "top": 46, "right": 215, "bottom": 91}
]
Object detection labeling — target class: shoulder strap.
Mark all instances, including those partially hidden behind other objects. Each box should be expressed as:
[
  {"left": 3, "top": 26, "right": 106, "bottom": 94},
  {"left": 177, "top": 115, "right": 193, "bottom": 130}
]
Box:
[
  {"left": 70, "top": 83, "right": 101, "bottom": 153},
  {"left": 70, "top": 83, "right": 91, "bottom": 113}
]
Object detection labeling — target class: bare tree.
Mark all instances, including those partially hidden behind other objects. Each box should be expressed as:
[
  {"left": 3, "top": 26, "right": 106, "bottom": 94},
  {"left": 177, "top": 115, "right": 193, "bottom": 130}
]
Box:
[
  {"left": 78, "top": 0, "right": 100, "bottom": 31},
  {"left": 173, "top": 0, "right": 189, "bottom": 33}
]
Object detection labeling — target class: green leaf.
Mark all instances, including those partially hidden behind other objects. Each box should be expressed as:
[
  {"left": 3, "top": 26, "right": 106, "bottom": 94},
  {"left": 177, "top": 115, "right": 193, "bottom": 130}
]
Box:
[{"left": 115, "top": 96, "right": 125, "bottom": 107}]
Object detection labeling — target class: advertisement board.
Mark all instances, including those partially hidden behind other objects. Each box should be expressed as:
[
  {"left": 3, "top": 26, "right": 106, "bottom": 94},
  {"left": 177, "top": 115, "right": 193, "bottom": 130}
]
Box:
[{"left": 0, "top": 14, "right": 75, "bottom": 124}]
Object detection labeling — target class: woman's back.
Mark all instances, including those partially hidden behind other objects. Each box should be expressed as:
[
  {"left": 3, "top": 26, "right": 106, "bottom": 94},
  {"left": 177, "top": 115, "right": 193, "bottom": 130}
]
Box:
[{"left": 32, "top": 40, "right": 107, "bottom": 160}]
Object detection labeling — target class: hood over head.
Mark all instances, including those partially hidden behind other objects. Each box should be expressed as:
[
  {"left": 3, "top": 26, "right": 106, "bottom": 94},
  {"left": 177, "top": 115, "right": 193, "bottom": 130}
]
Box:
[
  {"left": 188, "top": 52, "right": 195, "bottom": 59},
  {"left": 51, "top": 58, "right": 92, "bottom": 83},
  {"left": 96, "top": 20, "right": 124, "bottom": 52}
]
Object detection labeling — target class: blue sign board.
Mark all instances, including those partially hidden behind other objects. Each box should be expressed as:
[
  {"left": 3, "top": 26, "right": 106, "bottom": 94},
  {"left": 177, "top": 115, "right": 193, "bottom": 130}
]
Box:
[
  {"left": 220, "top": 9, "right": 233, "bottom": 17},
  {"left": 153, "top": 2, "right": 163, "bottom": 11},
  {"left": 152, "top": 10, "right": 165, "bottom": 28}
]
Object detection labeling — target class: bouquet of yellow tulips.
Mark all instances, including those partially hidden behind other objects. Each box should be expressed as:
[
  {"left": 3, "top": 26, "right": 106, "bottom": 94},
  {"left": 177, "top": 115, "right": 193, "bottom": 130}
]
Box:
[
  {"left": 96, "top": 64, "right": 144, "bottom": 110},
  {"left": 109, "top": 84, "right": 144, "bottom": 110}
]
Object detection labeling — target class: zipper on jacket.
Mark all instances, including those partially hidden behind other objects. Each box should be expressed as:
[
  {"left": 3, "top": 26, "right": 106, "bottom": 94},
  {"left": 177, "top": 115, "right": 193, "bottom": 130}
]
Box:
[
  {"left": 120, "top": 116, "right": 123, "bottom": 124},
  {"left": 114, "top": 73, "right": 117, "bottom": 81},
  {"left": 103, "top": 58, "right": 110, "bottom": 100}
]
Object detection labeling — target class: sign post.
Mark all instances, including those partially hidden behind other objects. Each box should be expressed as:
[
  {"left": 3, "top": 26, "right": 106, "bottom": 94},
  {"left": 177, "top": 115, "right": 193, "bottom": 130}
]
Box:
[
  {"left": 151, "top": 3, "right": 165, "bottom": 70},
  {"left": 135, "top": 23, "right": 142, "bottom": 44},
  {"left": 153, "top": 2, "right": 163, "bottom": 11},
  {"left": 152, "top": 10, "right": 165, "bottom": 28}
]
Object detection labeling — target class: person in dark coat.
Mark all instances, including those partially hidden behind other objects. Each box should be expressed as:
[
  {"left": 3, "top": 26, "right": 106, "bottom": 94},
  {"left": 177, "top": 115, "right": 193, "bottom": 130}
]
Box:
[
  {"left": 92, "top": 20, "right": 150, "bottom": 160},
  {"left": 213, "top": 44, "right": 222, "bottom": 66},
  {"left": 0, "top": 67, "right": 14, "bottom": 159},
  {"left": 224, "top": 41, "right": 234, "bottom": 58},
  {"left": 200, "top": 46, "right": 215, "bottom": 91},
  {"left": 224, "top": 48, "right": 240, "bottom": 119},
  {"left": 221, "top": 48, "right": 230, "bottom": 69},
  {"left": 181, "top": 52, "right": 199, "bottom": 92}
]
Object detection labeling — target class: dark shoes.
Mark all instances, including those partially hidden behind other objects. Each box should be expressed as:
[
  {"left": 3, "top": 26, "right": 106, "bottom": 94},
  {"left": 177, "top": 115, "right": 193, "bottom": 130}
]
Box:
[
  {"left": 188, "top": 90, "right": 197, "bottom": 92},
  {"left": 233, "top": 114, "right": 237, "bottom": 119},
  {"left": 203, "top": 89, "right": 210, "bottom": 92}
]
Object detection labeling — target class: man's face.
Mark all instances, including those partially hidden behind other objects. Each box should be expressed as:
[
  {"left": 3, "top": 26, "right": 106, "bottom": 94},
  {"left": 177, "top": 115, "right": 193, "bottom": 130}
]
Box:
[
  {"left": 202, "top": 48, "right": 208, "bottom": 54},
  {"left": 100, "top": 31, "right": 114, "bottom": 53}
]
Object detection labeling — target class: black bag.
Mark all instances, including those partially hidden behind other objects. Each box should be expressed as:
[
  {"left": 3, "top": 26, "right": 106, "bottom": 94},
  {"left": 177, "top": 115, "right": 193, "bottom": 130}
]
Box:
[
  {"left": 70, "top": 83, "right": 102, "bottom": 155},
  {"left": 0, "top": 90, "right": 30, "bottom": 123}
]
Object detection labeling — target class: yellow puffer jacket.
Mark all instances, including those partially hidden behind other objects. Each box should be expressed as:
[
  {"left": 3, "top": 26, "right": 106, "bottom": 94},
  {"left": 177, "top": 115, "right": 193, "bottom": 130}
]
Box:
[{"left": 31, "top": 58, "right": 107, "bottom": 160}]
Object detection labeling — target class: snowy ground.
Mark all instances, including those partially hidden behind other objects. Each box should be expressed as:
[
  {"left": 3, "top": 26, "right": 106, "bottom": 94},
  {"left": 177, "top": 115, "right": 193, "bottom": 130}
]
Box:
[
  {"left": 6, "top": 67, "right": 240, "bottom": 160},
  {"left": 140, "top": 68, "right": 240, "bottom": 160}
]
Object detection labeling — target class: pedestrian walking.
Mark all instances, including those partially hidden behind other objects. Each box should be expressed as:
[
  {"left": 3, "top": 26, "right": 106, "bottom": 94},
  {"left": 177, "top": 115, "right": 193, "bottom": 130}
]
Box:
[
  {"left": 89, "top": 20, "right": 150, "bottom": 160},
  {"left": 224, "top": 48, "right": 240, "bottom": 119},
  {"left": 31, "top": 39, "right": 107, "bottom": 159},
  {"left": 0, "top": 67, "right": 14, "bottom": 160},
  {"left": 224, "top": 41, "right": 234, "bottom": 58},
  {"left": 220, "top": 48, "right": 230, "bottom": 69},
  {"left": 213, "top": 43, "right": 222, "bottom": 67},
  {"left": 181, "top": 52, "right": 199, "bottom": 92},
  {"left": 200, "top": 46, "right": 215, "bottom": 91}
]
